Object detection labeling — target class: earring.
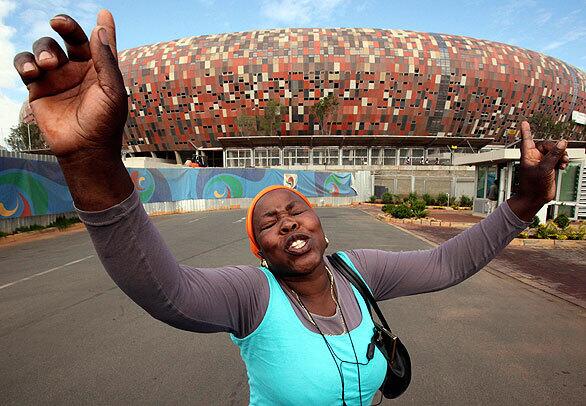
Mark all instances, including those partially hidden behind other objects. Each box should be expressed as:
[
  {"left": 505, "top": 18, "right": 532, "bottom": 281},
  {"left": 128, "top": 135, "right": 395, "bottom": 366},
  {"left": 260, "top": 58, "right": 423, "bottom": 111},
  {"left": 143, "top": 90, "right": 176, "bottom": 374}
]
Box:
[
  {"left": 260, "top": 259, "right": 268, "bottom": 268},
  {"left": 325, "top": 236, "right": 330, "bottom": 245}
]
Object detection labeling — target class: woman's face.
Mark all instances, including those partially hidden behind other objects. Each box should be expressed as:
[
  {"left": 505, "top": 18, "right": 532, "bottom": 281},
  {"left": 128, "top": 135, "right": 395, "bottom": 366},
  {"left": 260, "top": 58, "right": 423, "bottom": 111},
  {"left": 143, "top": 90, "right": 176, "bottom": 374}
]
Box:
[{"left": 252, "top": 189, "right": 327, "bottom": 277}]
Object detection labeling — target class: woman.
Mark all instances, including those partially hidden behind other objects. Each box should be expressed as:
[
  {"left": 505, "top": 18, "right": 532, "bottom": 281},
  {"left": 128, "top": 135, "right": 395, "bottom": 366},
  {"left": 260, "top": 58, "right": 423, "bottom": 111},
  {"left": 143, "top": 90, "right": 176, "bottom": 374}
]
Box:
[{"left": 13, "top": 10, "right": 570, "bottom": 405}]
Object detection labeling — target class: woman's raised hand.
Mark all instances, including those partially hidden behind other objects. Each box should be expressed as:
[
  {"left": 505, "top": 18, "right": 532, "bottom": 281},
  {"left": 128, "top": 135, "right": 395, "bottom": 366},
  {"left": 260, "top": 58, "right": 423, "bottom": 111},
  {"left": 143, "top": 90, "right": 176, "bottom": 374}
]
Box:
[
  {"left": 13, "top": 10, "right": 127, "bottom": 160},
  {"left": 507, "top": 121, "right": 570, "bottom": 221},
  {"left": 518, "top": 121, "right": 569, "bottom": 203}
]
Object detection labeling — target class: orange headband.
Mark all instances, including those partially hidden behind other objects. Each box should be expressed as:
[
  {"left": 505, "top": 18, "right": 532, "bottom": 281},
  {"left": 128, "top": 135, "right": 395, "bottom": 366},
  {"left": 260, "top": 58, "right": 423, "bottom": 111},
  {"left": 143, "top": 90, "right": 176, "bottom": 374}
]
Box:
[{"left": 246, "top": 185, "right": 312, "bottom": 258}]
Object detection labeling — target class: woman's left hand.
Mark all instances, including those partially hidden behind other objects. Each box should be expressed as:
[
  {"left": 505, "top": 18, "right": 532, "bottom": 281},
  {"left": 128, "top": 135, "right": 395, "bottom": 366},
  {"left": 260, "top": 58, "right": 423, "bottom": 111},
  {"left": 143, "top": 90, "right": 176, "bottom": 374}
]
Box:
[{"left": 507, "top": 121, "right": 570, "bottom": 221}]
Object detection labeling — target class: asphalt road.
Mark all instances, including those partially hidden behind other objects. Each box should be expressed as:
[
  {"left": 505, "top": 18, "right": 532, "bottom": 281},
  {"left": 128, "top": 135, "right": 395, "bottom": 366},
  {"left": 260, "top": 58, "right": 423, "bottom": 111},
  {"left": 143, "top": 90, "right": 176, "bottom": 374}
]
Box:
[{"left": 1, "top": 207, "right": 585, "bottom": 405}]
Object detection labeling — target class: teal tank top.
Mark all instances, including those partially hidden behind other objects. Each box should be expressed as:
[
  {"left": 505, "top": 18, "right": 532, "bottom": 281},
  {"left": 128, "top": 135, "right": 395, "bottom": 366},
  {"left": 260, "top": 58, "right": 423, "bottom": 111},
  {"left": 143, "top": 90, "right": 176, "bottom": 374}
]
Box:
[{"left": 230, "top": 252, "right": 387, "bottom": 405}]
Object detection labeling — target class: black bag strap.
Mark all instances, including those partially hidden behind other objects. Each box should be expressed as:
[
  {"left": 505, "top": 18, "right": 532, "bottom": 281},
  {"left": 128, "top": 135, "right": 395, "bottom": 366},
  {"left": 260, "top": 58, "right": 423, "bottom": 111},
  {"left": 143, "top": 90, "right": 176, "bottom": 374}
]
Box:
[{"left": 327, "top": 252, "right": 394, "bottom": 334}]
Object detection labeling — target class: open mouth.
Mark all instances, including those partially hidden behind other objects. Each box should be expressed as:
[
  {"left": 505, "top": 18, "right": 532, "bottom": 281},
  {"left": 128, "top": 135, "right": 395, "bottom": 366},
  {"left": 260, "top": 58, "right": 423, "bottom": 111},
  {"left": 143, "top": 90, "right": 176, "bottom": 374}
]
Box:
[{"left": 284, "top": 233, "right": 311, "bottom": 255}]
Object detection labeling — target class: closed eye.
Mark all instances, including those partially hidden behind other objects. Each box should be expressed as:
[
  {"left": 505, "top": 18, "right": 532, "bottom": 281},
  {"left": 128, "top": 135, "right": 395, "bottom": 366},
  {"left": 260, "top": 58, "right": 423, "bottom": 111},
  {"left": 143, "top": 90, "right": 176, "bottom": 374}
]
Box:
[{"left": 261, "top": 221, "right": 276, "bottom": 230}]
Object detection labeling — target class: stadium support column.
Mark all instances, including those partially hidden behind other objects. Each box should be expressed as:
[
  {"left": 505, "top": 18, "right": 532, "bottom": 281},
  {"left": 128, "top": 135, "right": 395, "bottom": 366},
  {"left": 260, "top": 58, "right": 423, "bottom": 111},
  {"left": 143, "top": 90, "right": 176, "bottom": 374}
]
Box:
[{"left": 174, "top": 151, "right": 182, "bottom": 165}]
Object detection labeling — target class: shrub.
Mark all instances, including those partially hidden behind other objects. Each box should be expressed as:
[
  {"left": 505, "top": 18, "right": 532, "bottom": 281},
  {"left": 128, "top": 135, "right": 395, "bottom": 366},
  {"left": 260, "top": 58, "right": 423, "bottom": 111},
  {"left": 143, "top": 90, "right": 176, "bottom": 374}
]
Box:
[
  {"left": 49, "top": 216, "right": 80, "bottom": 230},
  {"left": 422, "top": 193, "right": 435, "bottom": 206},
  {"left": 382, "top": 193, "right": 401, "bottom": 204},
  {"left": 536, "top": 222, "right": 562, "bottom": 239},
  {"left": 385, "top": 204, "right": 414, "bottom": 219},
  {"left": 381, "top": 192, "right": 392, "bottom": 204},
  {"left": 459, "top": 195, "right": 472, "bottom": 207},
  {"left": 369, "top": 195, "right": 376, "bottom": 203},
  {"left": 405, "top": 192, "right": 419, "bottom": 203},
  {"left": 382, "top": 199, "right": 428, "bottom": 219},
  {"left": 14, "top": 224, "right": 44, "bottom": 233},
  {"left": 530, "top": 216, "right": 540, "bottom": 228},
  {"left": 565, "top": 225, "right": 586, "bottom": 240},
  {"left": 553, "top": 214, "right": 570, "bottom": 229},
  {"left": 411, "top": 199, "right": 428, "bottom": 218},
  {"left": 436, "top": 193, "right": 449, "bottom": 206}
]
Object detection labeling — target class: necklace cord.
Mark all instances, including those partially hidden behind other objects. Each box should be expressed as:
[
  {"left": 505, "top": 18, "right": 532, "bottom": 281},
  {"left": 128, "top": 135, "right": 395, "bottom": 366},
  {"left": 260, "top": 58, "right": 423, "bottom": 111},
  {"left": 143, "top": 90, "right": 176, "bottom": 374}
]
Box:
[{"left": 290, "top": 266, "right": 365, "bottom": 406}]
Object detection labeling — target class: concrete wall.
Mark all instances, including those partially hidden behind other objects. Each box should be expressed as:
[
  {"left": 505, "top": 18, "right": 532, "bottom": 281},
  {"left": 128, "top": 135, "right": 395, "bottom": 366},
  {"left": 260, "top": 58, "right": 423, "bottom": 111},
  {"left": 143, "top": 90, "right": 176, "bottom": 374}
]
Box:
[
  {"left": 0, "top": 150, "right": 56, "bottom": 162},
  {"left": 0, "top": 211, "right": 78, "bottom": 234},
  {"left": 371, "top": 166, "right": 475, "bottom": 197}
]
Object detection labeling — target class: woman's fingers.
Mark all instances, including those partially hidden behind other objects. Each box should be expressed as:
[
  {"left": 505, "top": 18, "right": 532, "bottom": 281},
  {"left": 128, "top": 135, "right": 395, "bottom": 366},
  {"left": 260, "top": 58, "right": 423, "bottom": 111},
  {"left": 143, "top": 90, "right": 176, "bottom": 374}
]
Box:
[
  {"left": 32, "top": 37, "right": 69, "bottom": 70},
  {"left": 536, "top": 140, "right": 555, "bottom": 155},
  {"left": 89, "top": 25, "right": 126, "bottom": 99},
  {"left": 50, "top": 14, "right": 91, "bottom": 61},
  {"left": 541, "top": 139, "right": 568, "bottom": 171},
  {"left": 520, "top": 121, "right": 535, "bottom": 155},
  {"left": 13, "top": 52, "right": 40, "bottom": 85},
  {"left": 535, "top": 140, "right": 570, "bottom": 170},
  {"left": 96, "top": 9, "right": 118, "bottom": 58},
  {"left": 558, "top": 152, "right": 570, "bottom": 170}
]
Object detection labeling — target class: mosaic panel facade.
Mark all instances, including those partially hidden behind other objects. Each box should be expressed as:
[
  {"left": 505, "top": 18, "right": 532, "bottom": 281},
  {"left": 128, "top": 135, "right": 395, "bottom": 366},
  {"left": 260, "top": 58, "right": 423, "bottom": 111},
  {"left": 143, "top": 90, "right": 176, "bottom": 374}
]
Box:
[{"left": 117, "top": 28, "right": 586, "bottom": 152}]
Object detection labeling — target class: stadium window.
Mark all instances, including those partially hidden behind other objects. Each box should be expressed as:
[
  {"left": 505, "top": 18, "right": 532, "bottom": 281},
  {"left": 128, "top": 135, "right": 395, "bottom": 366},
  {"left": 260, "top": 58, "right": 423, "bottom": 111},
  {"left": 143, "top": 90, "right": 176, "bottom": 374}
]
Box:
[
  {"left": 283, "top": 147, "right": 310, "bottom": 166},
  {"left": 226, "top": 149, "right": 252, "bottom": 168},
  {"left": 312, "top": 147, "right": 340, "bottom": 166},
  {"left": 341, "top": 148, "right": 368, "bottom": 166},
  {"left": 254, "top": 148, "right": 281, "bottom": 167},
  {"left": 399, "top": 148, "right": 411, "bottom": 165},
  {"left": 371, "top": 148, "right": 397, "bottom": 165},
  {"left": 412, "top": 148, "right": 425, "bottom": 160}
]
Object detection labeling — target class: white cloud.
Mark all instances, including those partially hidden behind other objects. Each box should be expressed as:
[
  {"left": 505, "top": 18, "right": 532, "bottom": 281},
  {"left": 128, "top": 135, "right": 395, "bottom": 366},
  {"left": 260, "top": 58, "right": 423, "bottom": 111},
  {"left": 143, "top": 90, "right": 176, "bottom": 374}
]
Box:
[
  {"left": 542, "top": 40, "right": 565, "bottom": 52},
  {"left": 0, "top": 93, "right": 22, "bottom": 149},
  {"left": 261, "top": 0, "right": 346, "bottom": 25},
  {"left": 0, "top": 0, "right": 103, "bottom": 149},
  {"left": 542, "top": 28, "right": 586, "bottom": 52},
  {"left": 19, "top": 0, "right": 101, "bottom": 43},
  {"left": 0, "top": 0, "right": 22, "bottom": 148},
  {"left": 0, "top": 0, "right": 18, "bottom": 88},
  {"left": 534, "top": 10, "right": 552, "bottom": 25}
]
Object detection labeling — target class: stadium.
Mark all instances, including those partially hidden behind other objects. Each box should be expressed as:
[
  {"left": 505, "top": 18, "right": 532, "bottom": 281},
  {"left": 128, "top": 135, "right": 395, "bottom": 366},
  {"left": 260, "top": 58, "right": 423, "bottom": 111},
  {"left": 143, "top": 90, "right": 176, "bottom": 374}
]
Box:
[
  {"left": 17, "top": 27, "right": 586, "bottom": 219},
  {"left": 116, "top": 28, "right": 586, "bottom": 168}
]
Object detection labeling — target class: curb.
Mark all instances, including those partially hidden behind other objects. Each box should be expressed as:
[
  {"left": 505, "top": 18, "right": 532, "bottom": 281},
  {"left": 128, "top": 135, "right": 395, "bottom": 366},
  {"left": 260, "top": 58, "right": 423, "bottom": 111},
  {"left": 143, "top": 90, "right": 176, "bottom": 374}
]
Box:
[{"left": 0, "top": 223, "right": 86, "bottom": 246}]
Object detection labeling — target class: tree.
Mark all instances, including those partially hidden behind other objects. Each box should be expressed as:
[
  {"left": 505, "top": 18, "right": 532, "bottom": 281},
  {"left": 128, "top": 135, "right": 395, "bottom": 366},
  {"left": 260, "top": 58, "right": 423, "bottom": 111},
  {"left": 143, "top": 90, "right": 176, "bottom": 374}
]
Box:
[
  {"left": 528, "top": 112, "right": 571, "bottom": 140},
  {"left": 6, "top": 122, "right": 47, "bottom": 151},
  {"left": 235, "top": 113, "right": 257, "bottom": 136},
  {"left": 311, "top": 93, "right": 339, "bottom": 135},
  {"left": 259, "top": 99, "right": 285, "bottom": 137}
]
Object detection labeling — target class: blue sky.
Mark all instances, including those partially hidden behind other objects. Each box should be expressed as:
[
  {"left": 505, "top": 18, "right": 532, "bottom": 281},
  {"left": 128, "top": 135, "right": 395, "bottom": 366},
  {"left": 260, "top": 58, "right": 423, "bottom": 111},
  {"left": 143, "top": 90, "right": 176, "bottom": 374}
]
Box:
[{"left": 1, "top": 0, "right": 585, "bottom": 147}]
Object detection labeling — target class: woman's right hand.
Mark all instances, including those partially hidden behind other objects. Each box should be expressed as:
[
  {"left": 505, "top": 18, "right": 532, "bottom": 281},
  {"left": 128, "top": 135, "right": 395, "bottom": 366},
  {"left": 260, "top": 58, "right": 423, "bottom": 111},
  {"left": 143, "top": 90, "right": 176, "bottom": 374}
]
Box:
[{"left": 13, "top": 10, "right": 127, "bottom": 160}]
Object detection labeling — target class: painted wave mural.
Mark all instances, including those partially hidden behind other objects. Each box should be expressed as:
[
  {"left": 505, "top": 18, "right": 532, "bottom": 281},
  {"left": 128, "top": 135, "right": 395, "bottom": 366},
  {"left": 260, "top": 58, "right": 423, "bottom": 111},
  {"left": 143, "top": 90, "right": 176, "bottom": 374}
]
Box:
[{"left": 1, "top": 157, "right": 356, "bottom": 219}]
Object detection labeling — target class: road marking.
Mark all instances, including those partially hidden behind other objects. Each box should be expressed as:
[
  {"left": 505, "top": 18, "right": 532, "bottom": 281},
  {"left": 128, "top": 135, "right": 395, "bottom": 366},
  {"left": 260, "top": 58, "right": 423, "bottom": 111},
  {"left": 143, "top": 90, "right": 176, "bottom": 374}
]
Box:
[
  {"left": 233, "top": 217, "right": 246, "bottom": 223},
  {"left": 188, "top": 216, "right": 208, "bottom": 224},
  {"left": 0, "top": 255, "right": 94, "bottom": 291}
]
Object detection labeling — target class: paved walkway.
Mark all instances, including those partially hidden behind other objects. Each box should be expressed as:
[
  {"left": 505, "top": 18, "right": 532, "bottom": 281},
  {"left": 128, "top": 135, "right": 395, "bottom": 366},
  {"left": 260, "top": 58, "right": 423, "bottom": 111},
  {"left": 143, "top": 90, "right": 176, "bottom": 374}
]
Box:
[
  {"left": 1, "top": 206, "right": 585, "bottom": 405},
  {"left": 399, "top": 222, "right": 586, "bottom": 304},
  {"left": 427, "top": 207, "right": 482, "bottom": 223}
]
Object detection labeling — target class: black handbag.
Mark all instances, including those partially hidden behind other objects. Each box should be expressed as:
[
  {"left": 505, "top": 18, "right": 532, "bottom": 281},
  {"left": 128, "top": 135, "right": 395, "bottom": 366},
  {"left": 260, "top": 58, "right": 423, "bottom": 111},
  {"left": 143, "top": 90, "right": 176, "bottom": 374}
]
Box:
[{"left": 328, "top": 253, "right": 412, "bottom": 399}]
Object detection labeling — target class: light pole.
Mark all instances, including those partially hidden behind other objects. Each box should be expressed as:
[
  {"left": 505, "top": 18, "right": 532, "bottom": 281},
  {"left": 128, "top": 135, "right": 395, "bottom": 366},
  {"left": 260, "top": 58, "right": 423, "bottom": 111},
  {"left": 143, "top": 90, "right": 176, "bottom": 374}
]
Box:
[{"left": 27, "top": 123, "right": 31, "bottom": 151}]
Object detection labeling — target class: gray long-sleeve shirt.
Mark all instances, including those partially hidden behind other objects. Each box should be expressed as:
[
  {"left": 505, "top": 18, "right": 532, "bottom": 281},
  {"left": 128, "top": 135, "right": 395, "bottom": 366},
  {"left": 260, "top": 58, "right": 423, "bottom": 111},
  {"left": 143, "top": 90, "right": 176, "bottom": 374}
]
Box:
[{"left": 77, "top": 191, "right": 530, "bottom": 338}]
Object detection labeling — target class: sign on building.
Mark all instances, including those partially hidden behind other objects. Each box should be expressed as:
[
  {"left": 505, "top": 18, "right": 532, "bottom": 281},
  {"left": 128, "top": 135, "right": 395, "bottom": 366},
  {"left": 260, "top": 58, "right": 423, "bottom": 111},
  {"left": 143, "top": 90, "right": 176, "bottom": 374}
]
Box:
[{"left": 572, "top": 110, "right": 586, "bottom": 125}]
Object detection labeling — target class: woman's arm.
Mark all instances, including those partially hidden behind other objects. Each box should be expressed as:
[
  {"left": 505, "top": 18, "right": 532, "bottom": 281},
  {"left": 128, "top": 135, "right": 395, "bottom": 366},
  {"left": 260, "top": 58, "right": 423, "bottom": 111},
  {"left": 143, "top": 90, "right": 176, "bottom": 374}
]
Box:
[
  {"left": 347, "top": 199, "right": 530, "bottom": 300},
  {"left": 348, "top": 122, "right": 569, "bottom": 301},
  {"left": 13, "top": 11, "right": 268, "bottom": 338},
  {"left": 78, "top": 189, "right": 269, "bottom": 337}
]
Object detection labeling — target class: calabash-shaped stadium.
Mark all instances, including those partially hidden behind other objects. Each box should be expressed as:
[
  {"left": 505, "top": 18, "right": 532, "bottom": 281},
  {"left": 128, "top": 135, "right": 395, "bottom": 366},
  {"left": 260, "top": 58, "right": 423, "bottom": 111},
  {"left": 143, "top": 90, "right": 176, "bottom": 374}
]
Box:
[{"left": 118, "top": 27, "right": 585, "bottom": 162}]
